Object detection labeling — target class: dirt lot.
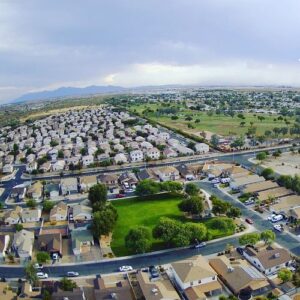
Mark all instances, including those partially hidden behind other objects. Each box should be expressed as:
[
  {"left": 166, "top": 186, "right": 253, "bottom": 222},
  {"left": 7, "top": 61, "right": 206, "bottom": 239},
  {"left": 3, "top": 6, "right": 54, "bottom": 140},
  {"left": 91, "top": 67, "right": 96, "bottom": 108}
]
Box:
[{"left": 253, "top": 152, "right": 300, "bottom": 176}]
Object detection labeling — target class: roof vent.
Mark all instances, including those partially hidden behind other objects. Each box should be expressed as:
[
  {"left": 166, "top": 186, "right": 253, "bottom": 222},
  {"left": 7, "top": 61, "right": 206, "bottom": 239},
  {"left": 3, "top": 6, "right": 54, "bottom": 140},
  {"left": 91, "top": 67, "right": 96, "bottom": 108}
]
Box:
[
  {"left": 227, "top": 266, "right": 234, "bottom": 273},
  {"left": 152, "top": 288, "right": 158, "bottom": 294},
  {"left": 274, "top": 253, "right": 280, "bottom": 258}
]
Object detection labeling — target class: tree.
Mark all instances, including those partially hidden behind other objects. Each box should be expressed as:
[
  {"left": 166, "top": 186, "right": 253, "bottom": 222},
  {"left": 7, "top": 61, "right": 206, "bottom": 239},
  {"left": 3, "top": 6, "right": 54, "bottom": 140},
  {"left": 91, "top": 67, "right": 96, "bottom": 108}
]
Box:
[
  {"left": 135, "top": 179, "right": 161, "bottom": 196},
  {"left": 125, "top": 226, "right": 152, "bottom": 254},
  {"left": 261, "top": 168, "right": 275, "bottom": 180},
  {"left": 25, "top": 262, "right": 38, "bottom": 285},
  {"left": 153, "top": 217, "right": 181, "bottom": 246},
  {"left": 26, "top": 199, "right": 37, "bottom": 208},
  {"left": 256, "top": 152, "right": 267, "bottom": 161},
  {"left": 161, "top": 181, "right": 183, "bottom": 193},
  {"left": 185, "top": 183, "right": 200, "bottom": 196},
  {"left": 278, "top": 268, "right": 292, "bottom": 283},
  {"left": 211, "top": 134, "right": 220, "bottom": 148},
  {"left": 60, "top": 277, "right": 77, "bottom": 291},
  {"left": 15, "top": 224, "right": 23, "bottom": 231},
  {"left": 91, "top": 205, "right": 118, "bottom": 238},
  {"left": 226, "top": 207, "right": 241, "bottom": 218},
  {"left": 36, "top": 251, "right": 51, "bottom": 264},
  {"left": 211, "top": 197, "right": 231, "bottom": 215},
  {"left": 184, "top": 223, "right": 207, "bottom": 243},
  {"left": 88, "top": 183, "right": 107, "bottom": 208},
  {"left": 239, "top": 233, "right": 261, "bottom": 246},
  {"left": 42, "top": 200, "right": 55, "bottom": 212},
  {"left": 260, "top": 230, "right": 276, "bottom": 245},
  {"left": 178, "top": 196, "right": 204, "bottom": 216}
]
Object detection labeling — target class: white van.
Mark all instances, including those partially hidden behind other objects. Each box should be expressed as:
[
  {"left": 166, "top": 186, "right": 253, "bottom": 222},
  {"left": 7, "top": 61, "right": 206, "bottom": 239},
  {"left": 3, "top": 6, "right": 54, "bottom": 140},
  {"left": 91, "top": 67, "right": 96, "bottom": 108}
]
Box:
[
  {"left": 220, "top": 178, "right": 231, "bottom": 184},
  {"left": 271, "top": 214, "right": 283, "bottom": 223}
]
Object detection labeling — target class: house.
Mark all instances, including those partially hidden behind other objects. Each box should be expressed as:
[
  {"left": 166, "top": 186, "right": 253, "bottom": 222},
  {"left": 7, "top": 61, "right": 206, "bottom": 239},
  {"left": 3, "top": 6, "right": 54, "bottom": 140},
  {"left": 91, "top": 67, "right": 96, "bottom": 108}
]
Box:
[
  {"left": 72, "top": 230, "right": 94, "bottom": 255},
  {"left": 44, "top": 183, "right": 60, "bottom": 199},
  {"left": 135, "top": 270, "right": 181, "bottom": 300},
  {"left": 2, "top": 164, "right": 13, "bottom": 174},
  {"left": 79, "top": 175, "right": 98, "bottom": 192},
  {"left": 195, "top": 143, "right": 210, "bottom": 154},
  {"left": 94, "top": 276, "right": 135, "bottom": 300},
  {"left": 114, "top": 153, "right": 128, "bottom": 164},
  {"left": 146, "top": 147, "right": 161, "bottom": 160},
  {"left": 39, "top": 161, "right": 51, "bottom": 172},
  {"left": 176, "top": 164, "right": 199, "bottom": 180},
  {"left": 271, "top": 195, "right": 300, "bottom": 215},
  {"left": 82, "top": 155, "right": 94, "bottom": 166},
  {"left": 98, "top": 174, "right": 118, "bottom": 187},
  {"left": 137, "top": 169, "right": 159, "bottom": 182},
  {"left": 257, "top": 187, "right": 293, "bottom": 202},
  {"left": 50, "top": 202, "right": 68, "bottom": 221},
  {"left": 209, "top": 255, "right": 271, "bottom": 296},
  {"left": 11, "top": 186, "right": 26, "bottom": 200},
  {"left": 171, "top": 256, "right": 222, "bottom": 299},
  {"left": 154, "top": 166, "right": 180, "bottom": 181},
  {"left": 60, "top": 177, "right": 78, "bottom": 195},
  {"left": 4, "top": 206, "right": 22, "bottom": 224},
  {"left": 12, "top": 229, "right": 34, "bottom": 258},
  {"left": 243, "top": 246, "right": 292, "bottom": 275},
  {"left": 72, "top": 204, "right": 93, "bottom": 221},
  {"left": 26, "top": 181, "right": 43, "bottom": 200},
  {"left": 230, "top": 175, "right": 265, "bottom": 191},
  {"left": 163, "top": 147, "right": 178, "bottom": 158},
  {"left": 21, "top": 208, "right": 41, "bottom": 223},
  {"left": 0, "top": 235, "right": 10, "bottom": 258},
  {"left": 37, "top": 233, "right": 62, "bottom": 257},
  {"left": 130, "top": 150, "right": 144, "bottom": 162},
  {"left": 52, "top": 160, "right": 65, "bottom": 171},
  {"left": 26, "top": 161, "right": 38, "bottom": 173},
  {"left": 118, "top": 172, "right": 138, "bottom": 188}
]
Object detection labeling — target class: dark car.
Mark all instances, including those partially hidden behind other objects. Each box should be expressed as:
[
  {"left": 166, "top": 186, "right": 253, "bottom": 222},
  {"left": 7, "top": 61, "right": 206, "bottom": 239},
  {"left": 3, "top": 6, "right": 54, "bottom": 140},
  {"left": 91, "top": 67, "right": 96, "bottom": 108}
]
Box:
[
  {"left": 115, "top": 194, "right": 125, "bottom": 198},
  {"left": 236, "top": 247, "right": 244, "bottom": 255},
  {"left": 149, "top": 266, "right": 159, "bottom": 278},
  {"left": 245, "top": 218, "right": 253, "bottom": 224}
]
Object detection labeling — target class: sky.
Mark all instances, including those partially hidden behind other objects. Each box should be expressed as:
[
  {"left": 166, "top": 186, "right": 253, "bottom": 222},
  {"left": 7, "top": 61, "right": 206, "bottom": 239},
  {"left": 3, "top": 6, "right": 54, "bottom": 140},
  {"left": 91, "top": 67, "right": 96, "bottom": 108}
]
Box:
[{"left": 1, "top": 0, "right": 300, "bottom": 102}]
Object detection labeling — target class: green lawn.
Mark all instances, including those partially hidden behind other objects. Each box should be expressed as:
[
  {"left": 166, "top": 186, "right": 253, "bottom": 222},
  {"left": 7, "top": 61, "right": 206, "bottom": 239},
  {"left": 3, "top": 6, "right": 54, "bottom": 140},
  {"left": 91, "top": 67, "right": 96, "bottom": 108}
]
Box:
[
  {"left": 111, "top": 193, "right": 235, "bottom": 256},
  {"left": 129, "top": 103, "right": 294, "bottom": 137}
]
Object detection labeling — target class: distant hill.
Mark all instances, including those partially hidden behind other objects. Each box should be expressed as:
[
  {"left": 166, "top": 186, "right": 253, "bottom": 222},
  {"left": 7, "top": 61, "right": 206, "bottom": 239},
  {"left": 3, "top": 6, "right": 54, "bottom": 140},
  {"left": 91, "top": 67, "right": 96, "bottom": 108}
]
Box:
[{"left": 11, "top": 85, "right": 127, "bottom": 103}]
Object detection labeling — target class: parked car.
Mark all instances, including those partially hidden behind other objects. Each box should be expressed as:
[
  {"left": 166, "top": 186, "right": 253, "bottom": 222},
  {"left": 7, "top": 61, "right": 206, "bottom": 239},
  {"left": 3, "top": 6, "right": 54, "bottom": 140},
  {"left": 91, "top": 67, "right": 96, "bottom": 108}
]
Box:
[
  {"left": 236, "top": 247, "right": 244, "bottom": 255},
  {"left": 36, "top": 272, "right": 48, "bottom": 279},
  {"left": 67, "top": 271, "right": 79, "bottom": 277},
  {"left": 245, "top": 218, "right": 254, "bottom": 224},
  {"left": 33, "top": 263, "right": 43, "bottom": 270},
  {"left": 115, "top": 194, "right": 125, "bottom": 198},
  {"left": 119, "top": 266, "right": 133, "bottom": 272},
  {"left": 220, "top": 178, "right": 231, "bottom": 184},
  {"left": 273, "top": 224, "right": 283, "bottom": 232},
  {"left": 245, "top": 198, "right": 255, "bottom": 205},
  {"left": 271, "top": 215, "right": 283, "bottom": 223},
  {"left": 125, "top": 189, "right": 134, "bottom": 193},
  {"left": 149, "top": 265, "right": 159, "bottom": 278},
  {"left": 193, "top": 242, "right": 207, "bottom": 249},
  {"left": 267, "top": 214, "right": 277, "bottom": 221},
  {"left": 211, "top": 178, "right": 220, "bottom": 184}
]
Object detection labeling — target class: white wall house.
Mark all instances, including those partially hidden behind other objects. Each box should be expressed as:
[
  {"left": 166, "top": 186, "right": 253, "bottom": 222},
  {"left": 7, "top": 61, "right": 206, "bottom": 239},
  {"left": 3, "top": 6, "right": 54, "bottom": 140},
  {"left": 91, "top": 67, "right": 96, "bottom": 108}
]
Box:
[
  {"left": 195, "top": 143, "right": 210, "bottom": 154},
  {"left": 154, "top": 166, "right": 180, "bottom": 182},
  {"left": 146, "top": 147, "right": 160, "bottom": 160},
  {"left": 82, "top": 155, "right": 94, "bottom": 167},
  {"left": 130, "top": 150, "right": 144, "bottom": 162},
  {"left": 21, "top": 208, "right": 41, "bottom": 223}
]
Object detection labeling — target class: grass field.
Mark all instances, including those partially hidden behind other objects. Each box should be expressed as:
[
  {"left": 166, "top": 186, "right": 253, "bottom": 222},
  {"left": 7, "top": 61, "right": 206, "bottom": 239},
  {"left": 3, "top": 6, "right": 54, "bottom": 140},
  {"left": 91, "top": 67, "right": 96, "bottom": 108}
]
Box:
[
  {"left": 129, "top": 103, "right": 294, "bottom": 137},
  {"left": 110, "top": 193, "right": 235, "bottom": 256}
]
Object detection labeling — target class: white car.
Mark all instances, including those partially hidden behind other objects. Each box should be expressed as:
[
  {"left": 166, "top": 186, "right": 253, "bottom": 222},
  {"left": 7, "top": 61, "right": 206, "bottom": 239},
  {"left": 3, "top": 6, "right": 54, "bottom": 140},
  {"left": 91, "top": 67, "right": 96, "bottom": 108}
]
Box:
[
  {"left": 194, "top": 242, "right": 207, "bottom": 249},
  {"left": 36, "top": 272, "right": 48, "bottom": 279},
  {"left": 267, "top": 214, "right": 277, "bottom": 221},
  {"left": 33, "top": 263, "right": 43, "bottom": 270},
  {"left": 67, "top": 271, "right": 79, "bottom": 277},
  {"left": 211, "top": 178, "right": 220, "bottom": 184},
  {"left": 271, "top": 215, "right": 284, "bottom": 223},
  {"left": 119, "top": 266, "right": 133, "bottom": 272},
  {"left": 273, "top": 224, "right": 283, "bottom": 232}
]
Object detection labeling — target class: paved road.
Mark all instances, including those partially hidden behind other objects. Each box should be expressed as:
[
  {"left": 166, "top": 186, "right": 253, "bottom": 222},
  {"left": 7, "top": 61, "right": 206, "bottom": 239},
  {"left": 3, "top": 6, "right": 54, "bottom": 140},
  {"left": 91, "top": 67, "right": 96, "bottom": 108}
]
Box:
[
  {"left": 0, "top": 234, "right": 240, "bottom": 279},
  {"left": 196, "top": 181, "right": 300, "bottom": 256}
]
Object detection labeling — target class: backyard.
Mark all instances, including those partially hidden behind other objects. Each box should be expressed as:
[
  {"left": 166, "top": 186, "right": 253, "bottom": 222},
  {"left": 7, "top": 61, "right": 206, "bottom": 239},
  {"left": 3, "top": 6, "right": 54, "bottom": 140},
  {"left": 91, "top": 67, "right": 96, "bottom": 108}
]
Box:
[{"left": 111, "top": 193, "right": 236, "bottom": 256}]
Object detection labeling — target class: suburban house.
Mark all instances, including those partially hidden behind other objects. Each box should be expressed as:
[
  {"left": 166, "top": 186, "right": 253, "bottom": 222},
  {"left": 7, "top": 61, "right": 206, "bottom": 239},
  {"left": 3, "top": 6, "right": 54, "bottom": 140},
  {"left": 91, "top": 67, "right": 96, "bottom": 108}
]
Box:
[
  {"left": 154, "top": 166, "right": 180, "bottom": 182},
  {"left": 50, "top": 202, "right": 68, "bottom": 221},
  {"left": 194, "top": 143, "right": 210, "bottom": 154},
  {"left": 12, "top": 229, "right": 34, "bottom": 259},
  {"left": 257, "top": 187, "right": 293, "bottom": 202},
  {"left": 130, "top": 150, "right": 144, "bottom": 162},
  {"left": 98, "top": 174, "right": 118, "bottom": 187},
  {"left": 4, "top": 206, "right": 22, "bottom": 225},
  {"left": 145, "top": 147, "right": 161, "bottom": 160},
  {"left": 0, "top": 234, "right": 10, "bottom": 259},
  {"left": 26, "top": 181, "right": 43, "bottom": 200},
  {"left": 209, "top": 256, "right": 271, "bottom": 296},
  {"left": 37, "top": 233, "right": 62, "bottom": 257},
  {"left": 21, "top": 208, "right": 42, "bottom": 223},
  {"left": 72, "top": 204, "right": 93, "bottom": 222},
  {"left": 230, "top": 175, "right": 265, "bottom": 191},
  {"left": 242, "top": 181, "right": 279, "bottom": 195},
  {"left": 52, "top": 160, "right": 65, "bottom": 172},
  {"left": 176, "top": 164, "right": 200, "bottom": 181},
  {"left": 118, "top": 172, "right": 138, "bottom": 188},
  {"left": 72, "top": 230, "right": 94, "bottom": 255},
  {"left": 79, "top": 175, "right": 98, "bottom": 192},
  {"left": 11, "top": 186, "right": 26, "bottom": 201},
  {"left": 163, "top": 147, "right": 178, "bottom": 158},
  {"left": 171, "top": 256, "right": 222, "bottom": 299},
  {"left": 271, "top": 195, "right": 300, "bottom": 215},
  {"left": 26, "top": 161, "right": 38, "bottom": 173},
  {"left": 60, "top": 177, "right": 78, "bottom": 195},
  {"left": 243, "top": 246, "right": 292, "bottom": 275},
  {"left": 114, "top": 153, "right": 128, "bottom": 164},
  {"left": 82, "top": 155, "right": 94, "bottom": 167},
  {"left": 44, "top": 183, "right": 60, "bottom": 199},
  {"left": 137, "top": 169, "right": 159, "bottom": 181},
  {"left": 2, "top": 164, "right": 13, "bottom": 174}
]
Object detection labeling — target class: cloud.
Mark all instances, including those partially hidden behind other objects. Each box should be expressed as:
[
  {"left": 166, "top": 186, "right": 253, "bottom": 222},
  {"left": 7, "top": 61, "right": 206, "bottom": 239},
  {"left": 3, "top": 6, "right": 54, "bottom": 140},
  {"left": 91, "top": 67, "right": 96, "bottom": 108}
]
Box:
[{"left": 0, "top": 0, "right": 300, "bottom": 102}]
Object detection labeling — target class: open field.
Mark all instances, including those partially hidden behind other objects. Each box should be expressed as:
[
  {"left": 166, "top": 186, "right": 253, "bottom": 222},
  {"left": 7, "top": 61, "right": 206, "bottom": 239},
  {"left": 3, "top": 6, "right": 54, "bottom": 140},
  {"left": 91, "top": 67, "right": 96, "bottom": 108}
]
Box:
[
  {"left": 129, "top": 103, "right": 294, "bottom": 137},
  {"left": 111, "top": 193, "right": 235, "bottom": 256},
  {"left": 254, "top": 152, "right": 300, "bottom": 176}
]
